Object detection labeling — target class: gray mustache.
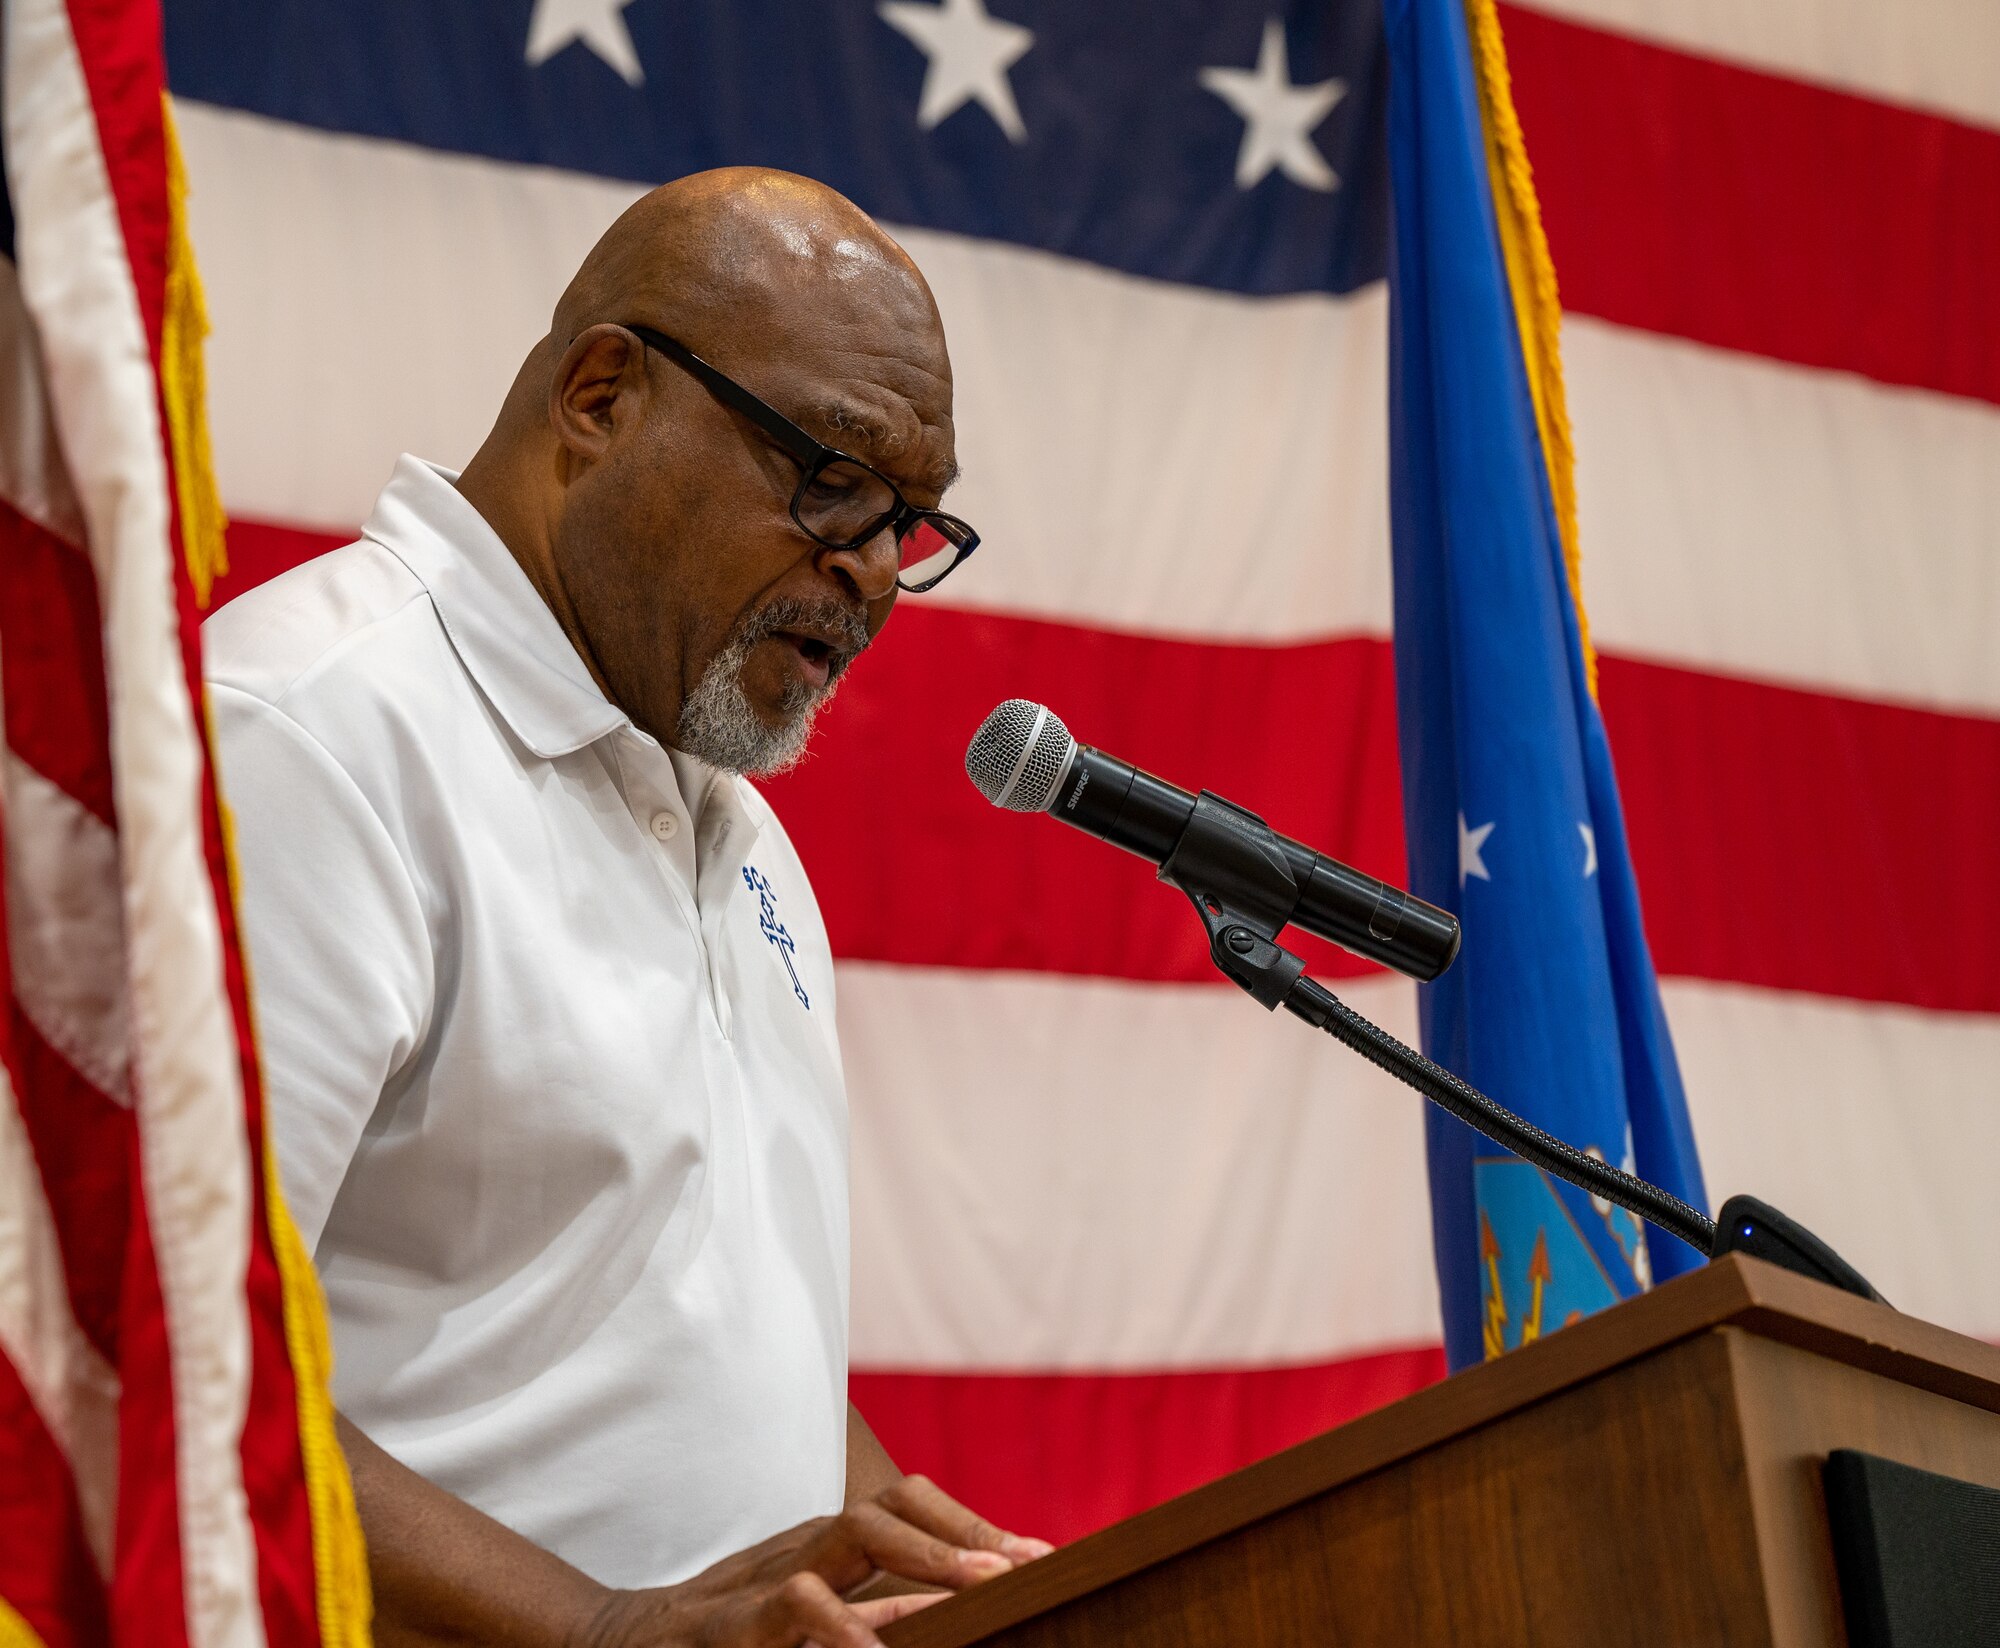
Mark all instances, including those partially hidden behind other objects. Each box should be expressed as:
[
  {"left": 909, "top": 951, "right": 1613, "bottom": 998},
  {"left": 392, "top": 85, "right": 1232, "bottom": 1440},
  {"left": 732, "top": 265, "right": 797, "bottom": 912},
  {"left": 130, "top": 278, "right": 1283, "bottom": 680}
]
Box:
[{"left": 740, "top": 597, "right": 872, "bottom": 673}]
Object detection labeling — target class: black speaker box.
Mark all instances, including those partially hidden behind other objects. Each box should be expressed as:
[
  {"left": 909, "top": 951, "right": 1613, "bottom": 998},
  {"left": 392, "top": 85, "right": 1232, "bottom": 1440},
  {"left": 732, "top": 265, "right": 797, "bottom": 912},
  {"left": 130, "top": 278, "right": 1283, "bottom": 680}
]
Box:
[{"left": 1823, "top": 1450, "right": 2000, "bottom": 1647}]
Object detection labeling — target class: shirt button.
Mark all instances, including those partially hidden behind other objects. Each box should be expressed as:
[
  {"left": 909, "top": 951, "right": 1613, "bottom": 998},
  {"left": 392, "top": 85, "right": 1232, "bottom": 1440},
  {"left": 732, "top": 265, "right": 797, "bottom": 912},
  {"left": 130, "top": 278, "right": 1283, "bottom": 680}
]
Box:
[{"left": 650, "top": 811, "right": 680, "bottom": 841}]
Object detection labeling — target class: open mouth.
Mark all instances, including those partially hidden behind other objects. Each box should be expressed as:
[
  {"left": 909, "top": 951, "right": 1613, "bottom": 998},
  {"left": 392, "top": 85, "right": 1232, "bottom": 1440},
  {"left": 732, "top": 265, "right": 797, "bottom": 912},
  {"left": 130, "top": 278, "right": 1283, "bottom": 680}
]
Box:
[{"left": 774, "top": 629, "right": 839, "bottom": 688}]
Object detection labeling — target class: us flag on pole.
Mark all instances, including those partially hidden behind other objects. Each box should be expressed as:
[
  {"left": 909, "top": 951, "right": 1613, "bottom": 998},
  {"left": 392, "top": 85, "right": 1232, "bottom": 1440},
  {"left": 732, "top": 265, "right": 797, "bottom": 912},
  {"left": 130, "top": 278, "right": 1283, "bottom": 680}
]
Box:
[{"left": 0, "top": 2, "right": 368, "bottom": 1645}]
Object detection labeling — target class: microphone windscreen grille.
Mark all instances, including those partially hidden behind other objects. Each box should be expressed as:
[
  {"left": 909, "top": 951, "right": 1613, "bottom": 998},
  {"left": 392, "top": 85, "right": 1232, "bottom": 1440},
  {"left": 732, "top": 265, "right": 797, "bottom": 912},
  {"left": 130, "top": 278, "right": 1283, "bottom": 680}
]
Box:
[{"left": 965, "top": 699, "right": 1075, "bottom": 812}]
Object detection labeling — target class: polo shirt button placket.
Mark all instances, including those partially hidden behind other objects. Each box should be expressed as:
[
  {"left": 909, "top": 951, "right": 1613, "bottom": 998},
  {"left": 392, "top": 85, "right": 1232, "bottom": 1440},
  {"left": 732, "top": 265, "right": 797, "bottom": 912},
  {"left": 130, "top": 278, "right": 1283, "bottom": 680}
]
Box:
[{"left": 642, "top": 799, "right": 735, "bottom": 1040}]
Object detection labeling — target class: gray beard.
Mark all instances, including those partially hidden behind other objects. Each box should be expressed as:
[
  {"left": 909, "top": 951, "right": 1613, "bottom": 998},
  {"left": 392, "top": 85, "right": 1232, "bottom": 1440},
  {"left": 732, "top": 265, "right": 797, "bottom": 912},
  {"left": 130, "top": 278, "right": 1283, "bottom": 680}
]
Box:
[{"left": 673, "top": 597, "right": 867, "bottom": 776}]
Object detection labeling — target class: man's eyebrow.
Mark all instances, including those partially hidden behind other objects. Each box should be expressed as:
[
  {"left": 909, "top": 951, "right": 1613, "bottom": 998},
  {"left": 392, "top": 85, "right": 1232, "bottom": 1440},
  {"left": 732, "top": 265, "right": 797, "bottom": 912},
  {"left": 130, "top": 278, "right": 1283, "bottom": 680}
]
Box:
[
  {"left": 810, "top": 397, "right": 898, "bottom": 454},
  {"left": 811, "top": 396, "right": 960, "bottom": 495}
]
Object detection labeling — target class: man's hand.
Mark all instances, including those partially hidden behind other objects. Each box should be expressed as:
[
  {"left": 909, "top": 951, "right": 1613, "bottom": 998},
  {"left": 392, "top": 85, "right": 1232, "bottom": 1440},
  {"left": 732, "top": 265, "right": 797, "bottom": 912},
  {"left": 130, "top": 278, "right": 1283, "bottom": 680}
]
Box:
[
  {"left": 338, "top": 1412, "right": 1051, "bottom": 1648},
  {"left": 584, "top": 1474, "right": 1054, "bottom": 1648}
]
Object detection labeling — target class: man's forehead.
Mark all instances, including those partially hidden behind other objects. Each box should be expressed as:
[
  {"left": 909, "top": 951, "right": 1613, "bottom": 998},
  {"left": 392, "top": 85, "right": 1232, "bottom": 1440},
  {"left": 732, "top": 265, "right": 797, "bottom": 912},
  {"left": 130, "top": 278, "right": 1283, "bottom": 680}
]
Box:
[
  {"left": 762, "top": 334, "right": 956, "bottom": 484},
  {"left": 681, "top": 255, "right": 955, "bottom": 486}
]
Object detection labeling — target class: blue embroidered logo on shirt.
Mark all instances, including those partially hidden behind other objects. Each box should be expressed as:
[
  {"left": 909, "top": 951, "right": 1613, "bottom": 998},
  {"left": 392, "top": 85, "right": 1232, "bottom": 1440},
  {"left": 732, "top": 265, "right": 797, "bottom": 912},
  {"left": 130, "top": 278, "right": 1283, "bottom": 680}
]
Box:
[{"left": 742, "top": 865, "right": 810, "bottom": 1010}]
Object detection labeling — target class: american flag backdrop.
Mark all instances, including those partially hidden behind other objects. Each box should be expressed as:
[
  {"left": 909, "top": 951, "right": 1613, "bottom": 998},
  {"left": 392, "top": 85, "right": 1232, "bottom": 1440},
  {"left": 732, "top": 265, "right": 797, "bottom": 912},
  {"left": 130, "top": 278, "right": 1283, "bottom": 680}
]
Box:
[
  {"left": 0, "top": 0, "right": 368, "bottom": 1643},
  {"left": 162, "top": 0, "right": 2000, "bottom": 1547}
]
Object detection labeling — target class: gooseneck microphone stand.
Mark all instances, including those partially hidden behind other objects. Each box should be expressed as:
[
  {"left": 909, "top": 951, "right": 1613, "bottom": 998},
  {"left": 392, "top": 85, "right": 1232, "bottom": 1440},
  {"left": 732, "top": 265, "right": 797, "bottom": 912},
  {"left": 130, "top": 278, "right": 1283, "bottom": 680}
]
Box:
[{"left": 1162, "top": 789, "right": 1880, "bottom": 1300}]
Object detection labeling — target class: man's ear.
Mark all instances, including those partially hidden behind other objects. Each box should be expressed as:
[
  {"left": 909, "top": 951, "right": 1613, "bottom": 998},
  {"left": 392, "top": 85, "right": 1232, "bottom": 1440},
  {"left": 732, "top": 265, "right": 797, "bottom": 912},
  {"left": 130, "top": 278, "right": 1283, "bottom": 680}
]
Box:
[{"left": 548, "top": 324, "right": 646, "bottom": 461}]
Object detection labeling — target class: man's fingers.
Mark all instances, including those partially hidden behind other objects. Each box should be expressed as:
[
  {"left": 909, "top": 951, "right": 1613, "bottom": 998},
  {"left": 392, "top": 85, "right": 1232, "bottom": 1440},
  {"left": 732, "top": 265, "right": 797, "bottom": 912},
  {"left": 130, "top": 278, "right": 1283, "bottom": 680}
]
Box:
[
  {"left": 852, "top": 1594, "right": 948, "bottom": 1629},
  {"left": 794, "top": 1480, "right": 1057, "bottom": 1605},
  {"left": 881, "top": 1474, "right": 1056, "bottom": 1566},
  {"left": 821, "top": 1501, "right": 1014, "bottom": 1591},
  {"left": 793, "top": 1583, "right": 946, "bottom": 1648},
  {"left": 767, "top": 1571, "right": 881, "bottom": 1648}
]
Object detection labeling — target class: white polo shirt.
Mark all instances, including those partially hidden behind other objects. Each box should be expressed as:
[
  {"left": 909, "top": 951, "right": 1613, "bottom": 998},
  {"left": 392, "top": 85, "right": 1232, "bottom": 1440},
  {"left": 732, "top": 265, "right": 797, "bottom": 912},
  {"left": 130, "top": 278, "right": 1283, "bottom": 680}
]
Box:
[{"left": 205, "top": 456, "right": 850, "bottom": 1588}]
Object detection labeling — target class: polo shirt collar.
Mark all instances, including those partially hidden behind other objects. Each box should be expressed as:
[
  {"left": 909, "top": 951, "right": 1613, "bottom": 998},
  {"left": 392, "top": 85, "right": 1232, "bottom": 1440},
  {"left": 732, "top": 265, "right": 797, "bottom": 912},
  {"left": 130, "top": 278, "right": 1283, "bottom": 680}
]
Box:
[{"left": 363, "top": 455, "right": 627, "bottom": 759}]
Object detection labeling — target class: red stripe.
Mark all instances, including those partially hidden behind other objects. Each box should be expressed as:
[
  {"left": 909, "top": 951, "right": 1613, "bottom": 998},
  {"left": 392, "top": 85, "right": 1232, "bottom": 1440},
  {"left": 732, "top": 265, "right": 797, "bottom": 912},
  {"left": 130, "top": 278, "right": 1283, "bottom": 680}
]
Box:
[
  {"left": 1601, "top": 655, "right": 2000, "bottom": 1014},
  {"left": 110, "top": 1154, "right": 190, "bottom": 1648},
  {"left": 1504, "top": 4, "right": 2000, "bottom": 406},
  {"left": 771, "top": 609, "right": 1405, "bottom": 986},
  {"left": 0, "top": 505, "right": 116, "bottom": 826},
  {"left": 767, "top": 606, "right": 2000, "bottom": 1015},
  {"left": 0, "top": 1346, "right": 109, "bottom": 1648},
  {"left": 5, "top": 1012, "right": 133, "bottom": 1363},
  {"left": 61, "top": 0, "right": 170, "bottom": 361},
  {"left": 212, "top": 524, "right": 2000, "bottom": 1014},
  {"left": 851, "top": 1347, "right": 1444, "bottom": 1544},
  {"left": 0, "top": 712, "right": 191, "bottom": 1648},
  {"left": 0, "top": 796, "right": 131, "bottom": 1368}
]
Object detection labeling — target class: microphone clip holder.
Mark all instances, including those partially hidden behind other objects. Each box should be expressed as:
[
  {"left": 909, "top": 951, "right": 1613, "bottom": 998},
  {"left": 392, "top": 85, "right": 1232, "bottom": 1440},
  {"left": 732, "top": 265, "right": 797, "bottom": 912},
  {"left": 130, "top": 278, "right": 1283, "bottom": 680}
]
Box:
[{"left": 1159, "top": 791, "right": 1307, "bottom": 1009}]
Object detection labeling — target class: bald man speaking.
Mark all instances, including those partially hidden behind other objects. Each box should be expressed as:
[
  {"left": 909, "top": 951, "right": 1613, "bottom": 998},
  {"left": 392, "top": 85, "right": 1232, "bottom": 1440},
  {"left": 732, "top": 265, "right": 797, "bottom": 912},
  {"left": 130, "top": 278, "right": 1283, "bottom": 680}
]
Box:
[{"left": 206, "top": 170, "right": 1041, "bottom": 1648}]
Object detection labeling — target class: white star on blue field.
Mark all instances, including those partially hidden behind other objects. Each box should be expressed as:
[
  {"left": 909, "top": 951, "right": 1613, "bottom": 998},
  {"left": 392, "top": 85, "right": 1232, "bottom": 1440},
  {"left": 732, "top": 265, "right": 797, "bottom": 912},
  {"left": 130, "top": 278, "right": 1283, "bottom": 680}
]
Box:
[
  {"left": 879, "top": 0, "right": 1037, "bottom": 144},
  {"left": 1200, "top": 18, "right": 1347, "bottom": 190},
  {"left": 524, "top": 0, "right": 643, "bottom": 85}
]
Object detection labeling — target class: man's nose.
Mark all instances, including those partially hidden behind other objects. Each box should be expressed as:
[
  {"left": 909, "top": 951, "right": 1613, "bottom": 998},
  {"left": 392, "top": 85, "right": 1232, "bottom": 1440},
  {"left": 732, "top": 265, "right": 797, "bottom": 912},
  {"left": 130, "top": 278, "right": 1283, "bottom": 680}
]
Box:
[{"left": 817, "top": 523, "right": 900, "bottom": 603}]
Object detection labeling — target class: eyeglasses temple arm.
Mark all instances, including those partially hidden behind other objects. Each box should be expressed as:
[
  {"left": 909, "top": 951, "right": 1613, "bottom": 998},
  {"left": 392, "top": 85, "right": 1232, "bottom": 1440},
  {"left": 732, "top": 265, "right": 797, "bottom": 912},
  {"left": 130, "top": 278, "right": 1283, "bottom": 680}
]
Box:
[{"left": 626, "top": 325, "right": 825, "bottom": 465}]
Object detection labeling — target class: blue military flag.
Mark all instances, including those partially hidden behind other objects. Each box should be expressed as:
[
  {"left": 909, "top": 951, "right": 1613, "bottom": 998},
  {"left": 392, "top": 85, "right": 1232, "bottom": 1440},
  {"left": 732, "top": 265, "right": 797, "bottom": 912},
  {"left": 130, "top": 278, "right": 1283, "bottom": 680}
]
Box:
[{"left": 1382, "top": 0, "right": 1709, "bottom": 1368}]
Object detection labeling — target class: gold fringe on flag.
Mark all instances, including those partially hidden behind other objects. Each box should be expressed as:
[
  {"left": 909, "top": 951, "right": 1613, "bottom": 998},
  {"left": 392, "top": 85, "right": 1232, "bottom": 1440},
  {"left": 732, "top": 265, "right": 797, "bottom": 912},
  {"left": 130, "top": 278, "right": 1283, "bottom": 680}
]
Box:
[
  {"left": 264, "top": 1132, "right": 376, "bottom": 1648},
  {"left": 0, "top": 1596, "right": 51, "bottom": 1648},
  {"left": 160, "top": 99, "right": 230, "bottom": 607},
  {"left": 1461, "top": 0, "right": 1597, "bottom": 698}
]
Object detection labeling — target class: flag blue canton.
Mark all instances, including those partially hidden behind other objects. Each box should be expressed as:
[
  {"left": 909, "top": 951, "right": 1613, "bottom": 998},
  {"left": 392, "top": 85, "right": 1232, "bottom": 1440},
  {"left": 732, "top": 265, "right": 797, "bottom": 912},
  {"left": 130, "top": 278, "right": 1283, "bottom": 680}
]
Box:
[
  {"left": 165, "top": 0, "right": 1389, "bottom": 297},
  {"left": 1382, "top": 0, "right": 1708, "bottom": 1368}
]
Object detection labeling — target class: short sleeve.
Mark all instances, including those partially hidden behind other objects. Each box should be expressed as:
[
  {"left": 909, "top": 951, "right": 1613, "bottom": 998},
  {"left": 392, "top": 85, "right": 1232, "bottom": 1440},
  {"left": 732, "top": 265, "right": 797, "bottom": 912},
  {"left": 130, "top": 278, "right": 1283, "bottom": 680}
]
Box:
[{"left": 210, "top": 682, "right": 435, "bottom": 1251}]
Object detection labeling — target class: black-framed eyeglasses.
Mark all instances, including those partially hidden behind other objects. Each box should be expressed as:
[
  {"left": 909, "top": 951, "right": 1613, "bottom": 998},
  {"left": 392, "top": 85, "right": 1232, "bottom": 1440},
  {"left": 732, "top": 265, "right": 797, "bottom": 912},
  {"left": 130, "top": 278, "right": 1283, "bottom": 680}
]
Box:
[{"left": 624, "top": 324, "right": 978, "bottom": 595}]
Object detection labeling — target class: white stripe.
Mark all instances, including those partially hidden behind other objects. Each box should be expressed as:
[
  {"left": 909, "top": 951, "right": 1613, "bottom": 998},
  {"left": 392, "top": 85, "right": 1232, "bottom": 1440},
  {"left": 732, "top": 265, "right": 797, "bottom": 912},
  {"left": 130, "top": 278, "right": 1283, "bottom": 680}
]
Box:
[
  {"left": 897, "top": 234, "right": 1395, "bottom": 649},
  {"left": 4, "top": 752, "right": 132, "bottom": 1103},
  {"left": 843, "top": 963, "right": 1442, "bottom": 1369},
  {"left": 1664, "top": 978, "right": 2000, "bottom": 1341},
  {"left": 175, "top": 103, "right": 2000, "bottom": 715},
  {"left": 7, "top": 11, "right": 262, "bottom": 1646},
  {"left": 844, "top": 965, "right": 2000, "bottom": 1368},
  {"left": 176, "top": 102, "right": 645, "bottom": 533},
  {"left": 0, "top": 1075, "right": 119, "bottom": 1576},
  {"left": 1510, "top": 0, "right": 2000, "bottom": 134},
  {"left": 0, "top": 255, "right": 85, "bottom": 546},
  {"left": 1565, "top": 316, "right": 2000, "bottom": 714}
]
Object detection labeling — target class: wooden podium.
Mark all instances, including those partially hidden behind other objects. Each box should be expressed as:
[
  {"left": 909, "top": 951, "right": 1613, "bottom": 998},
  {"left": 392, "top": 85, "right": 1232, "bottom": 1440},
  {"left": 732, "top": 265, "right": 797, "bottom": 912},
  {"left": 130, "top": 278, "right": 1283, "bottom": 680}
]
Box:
[{"left": 883, "top": 1256, "right": 2000, "bottom": 1648}]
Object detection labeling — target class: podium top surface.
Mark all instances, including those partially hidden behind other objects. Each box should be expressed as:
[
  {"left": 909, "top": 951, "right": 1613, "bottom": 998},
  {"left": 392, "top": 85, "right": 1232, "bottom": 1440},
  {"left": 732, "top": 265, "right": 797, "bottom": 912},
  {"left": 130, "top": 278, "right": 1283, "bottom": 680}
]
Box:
[{"left": 882, "top": 1254, "right": 2000, "bottom": 1648}]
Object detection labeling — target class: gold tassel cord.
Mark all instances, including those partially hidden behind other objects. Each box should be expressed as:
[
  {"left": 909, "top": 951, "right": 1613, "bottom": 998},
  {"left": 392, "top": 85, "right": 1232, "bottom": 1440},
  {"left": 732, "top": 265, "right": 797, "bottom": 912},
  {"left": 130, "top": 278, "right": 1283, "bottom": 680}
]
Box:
[
  {"left": 267, "top": 1140, "right": 376, "bottom": 1648},
  {"left": 1461, "top": 0, "right": 1597, "bottom": 699},
  {"left": 0, "top": 1597, "right": 51, "bottom": 1648},
  {"left": 160, "top": 98, "right": 230, "bottom": 607}
]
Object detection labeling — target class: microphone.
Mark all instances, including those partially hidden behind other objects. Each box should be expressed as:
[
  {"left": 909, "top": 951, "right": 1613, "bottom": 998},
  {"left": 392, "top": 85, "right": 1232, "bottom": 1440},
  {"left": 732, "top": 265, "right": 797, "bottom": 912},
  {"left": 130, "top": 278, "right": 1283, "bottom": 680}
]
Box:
[{"left": 965, "top": 700, "right": 1461, "bottom": 982}]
